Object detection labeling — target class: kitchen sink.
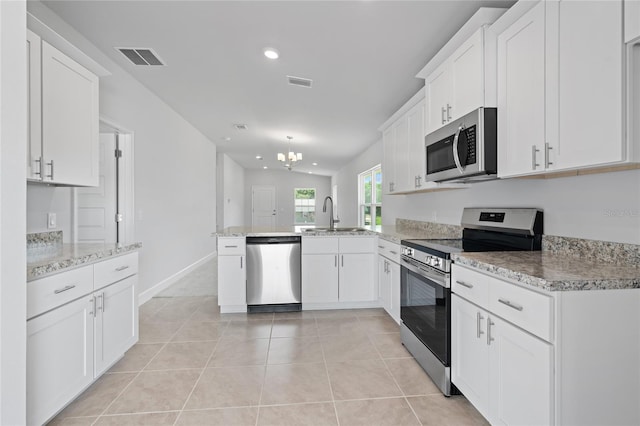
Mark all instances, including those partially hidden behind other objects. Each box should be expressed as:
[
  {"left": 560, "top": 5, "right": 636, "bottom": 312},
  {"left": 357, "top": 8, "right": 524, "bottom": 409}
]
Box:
[{"left": 302, "top": 227, "right": 368, "bottom": 233}]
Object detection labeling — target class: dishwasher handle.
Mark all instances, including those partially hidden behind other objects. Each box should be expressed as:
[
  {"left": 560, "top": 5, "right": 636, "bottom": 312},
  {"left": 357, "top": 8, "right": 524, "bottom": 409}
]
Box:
[{"left": 246, "top": 236, "right": 301, "bottom": 245}]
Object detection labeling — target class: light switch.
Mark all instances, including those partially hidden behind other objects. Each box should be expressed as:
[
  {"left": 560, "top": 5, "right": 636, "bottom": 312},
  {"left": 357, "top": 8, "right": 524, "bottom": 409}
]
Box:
[{"left": 47, "top": 213, "right": 57, "bottom": 229}]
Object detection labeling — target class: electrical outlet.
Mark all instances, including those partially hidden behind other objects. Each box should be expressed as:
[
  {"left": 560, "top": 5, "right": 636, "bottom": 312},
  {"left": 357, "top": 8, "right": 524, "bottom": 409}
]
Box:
[{"left": 47, "top": 213, "right": 57, "bottom": 229}]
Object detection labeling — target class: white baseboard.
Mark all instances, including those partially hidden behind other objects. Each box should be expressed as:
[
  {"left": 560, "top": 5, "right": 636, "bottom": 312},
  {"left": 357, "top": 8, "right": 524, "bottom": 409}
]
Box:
[
  {"left": 138, "top": 251, "right": 217, "bottom": 305},
  {"left": 302, "top": 301, "right": 382, "bottom": 310}
]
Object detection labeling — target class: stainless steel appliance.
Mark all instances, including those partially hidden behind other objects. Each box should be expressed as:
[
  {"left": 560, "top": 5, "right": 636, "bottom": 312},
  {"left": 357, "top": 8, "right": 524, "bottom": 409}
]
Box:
[
  {"left": 400, "top": 208, "right": 543, "bottom": 396},
  {"left": 425, "top": 107, "right": 497, "bottom": 183},
  {"left": 246, "top": 236, "right": 301, "bottom": 313}
]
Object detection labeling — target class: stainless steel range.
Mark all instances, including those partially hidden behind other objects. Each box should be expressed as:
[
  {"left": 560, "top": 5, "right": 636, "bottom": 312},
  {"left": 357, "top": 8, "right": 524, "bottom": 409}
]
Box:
[{"left": 399, "top": 208, "right": 543, "bottom": 396}]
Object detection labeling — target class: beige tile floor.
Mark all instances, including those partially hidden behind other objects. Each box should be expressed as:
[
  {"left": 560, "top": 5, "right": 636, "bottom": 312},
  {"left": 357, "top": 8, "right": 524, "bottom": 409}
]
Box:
[{"left": 49, "top": 258, "right": 487, "bottom": 426}]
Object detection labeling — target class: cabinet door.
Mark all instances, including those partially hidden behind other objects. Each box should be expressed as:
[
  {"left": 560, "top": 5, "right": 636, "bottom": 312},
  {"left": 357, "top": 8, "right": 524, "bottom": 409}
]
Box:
[
  {"left": 451, "top": 295, "right": 490, "bottom": 418},
  {"left": 42, "top": 42, "right": 99, "bottom": 186},
  {"left": 625, "top": 0, "right": 640, "bottom": 42},
  {"left": 388, "top": 260, "right": 401, "bottom": 324},
  {"left": 450, "top": 28, "right": 485, "bottom": 120},
  {"left": 378, "top": 256, "right": 391, "bottom": 314},
  {"left": 393, "top": 115, "right": 410, "bottom": 192},
  {"left": 425, "top": 62, "right": 451, "bottom": 134},
  {"left": 94, "top": 276, "right": 138, "bottom": 376},
  {"left": 27, "top": 30, "right": 42, "bottom": 181},
  {"left": 339, "top": 253, "right": 376, "bottom": 302},
  {"left": 27, "top": 296, "right": 94, "bottom": 426},
  {"left": 218, "top": 255, "right": 247, "bottom": 306},
  {"left": 382, "top": 127, "right": 396, "bottom": 193},
  {"left": 497, "top": 1, "right": 547, "bottom": 177},
  {"left": 488, "top": 314, "right": 553, "bottom": 426},
  {"left": 302, "top": 254, "right": 339, "bottom": 303},
  {"left": 555, "top": 0, "right": 623, "bottom": 169},
  {"left": 407, "top": 101, "right": 426, "bottom": 190}
]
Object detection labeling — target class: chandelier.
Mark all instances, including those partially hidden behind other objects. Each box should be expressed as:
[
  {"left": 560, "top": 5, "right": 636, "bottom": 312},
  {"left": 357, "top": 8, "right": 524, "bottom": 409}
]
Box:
[{"left": 277, "top": 136, "right": 302, "bottom": 171}]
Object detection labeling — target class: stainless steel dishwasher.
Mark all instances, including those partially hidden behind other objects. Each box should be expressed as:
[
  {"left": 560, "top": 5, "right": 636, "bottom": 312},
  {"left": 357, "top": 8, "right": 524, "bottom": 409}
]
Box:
[{"left": 246, "top": 236, "right": 301, "bottom": 313}]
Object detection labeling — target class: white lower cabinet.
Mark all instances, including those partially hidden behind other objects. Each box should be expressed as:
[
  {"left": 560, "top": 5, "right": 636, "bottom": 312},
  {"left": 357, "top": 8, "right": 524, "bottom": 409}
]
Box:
[
  {"left": 452, "top": 293, "right": 553, "bottom": 426},
  {"left": 27, "top": 296, "right": 94, "bottom": 426},
  {"left": 27, "top": 253, "right": 139, "bottom": 426},
  {"left": 217, "top": 237, "right": 247, "bottom": 312},
  {"left": 302, "top": 236, "right": 376, "bottom": 306},
  {"left": 377, "top": 252, "right": 400, "bottom": 324}
]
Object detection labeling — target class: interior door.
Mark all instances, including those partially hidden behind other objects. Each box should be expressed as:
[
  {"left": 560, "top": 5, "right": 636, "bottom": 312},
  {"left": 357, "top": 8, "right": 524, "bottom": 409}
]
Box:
[
  {"left": 75, "top": 133, "right": 117, "bottom": 243},
  {"left": 252, "top": 185, "right": 276, "bottom": 229}
]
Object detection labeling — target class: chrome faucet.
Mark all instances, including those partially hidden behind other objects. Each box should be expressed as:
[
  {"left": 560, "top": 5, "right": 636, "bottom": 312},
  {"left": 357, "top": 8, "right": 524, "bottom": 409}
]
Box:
[{"left": 322, "top": 196, "right": 340, "bottom": 230}]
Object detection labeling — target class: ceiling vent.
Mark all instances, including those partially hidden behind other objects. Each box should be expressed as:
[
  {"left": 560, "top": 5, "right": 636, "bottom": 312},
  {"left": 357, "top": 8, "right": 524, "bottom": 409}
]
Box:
[
  {"left": 234, "top": 123, "right": 248, "bottom": 131},
  {"left": 287, "top": 75, "right": 313, "bottom": 88},
  {"left": 116, "top": 48, "right": 165, "bottom": 66}
]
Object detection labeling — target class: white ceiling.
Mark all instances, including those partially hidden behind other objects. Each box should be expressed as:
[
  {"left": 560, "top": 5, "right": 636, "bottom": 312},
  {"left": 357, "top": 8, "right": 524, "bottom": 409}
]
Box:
[{"left": 42, "top": 0, "right": 514, "bottom": 176}]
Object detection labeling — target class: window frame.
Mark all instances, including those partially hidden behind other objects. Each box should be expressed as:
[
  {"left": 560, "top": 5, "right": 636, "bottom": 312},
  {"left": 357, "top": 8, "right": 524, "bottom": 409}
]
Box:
[
  {"left": 293, "top": 187, "right": 317, "bottom": 225},
  {"left": 358, "top": 165, "right": 382, "bottom": 227}
]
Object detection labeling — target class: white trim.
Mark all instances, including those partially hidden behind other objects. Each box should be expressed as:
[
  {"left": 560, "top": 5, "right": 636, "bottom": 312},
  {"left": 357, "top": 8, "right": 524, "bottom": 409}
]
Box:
[
  {"left": 220, "top": 305, "right": 248, "bottom": 314},
  {"left": 138, "top": 252, "right": 217, "bottom": 305},
  {"left": 302, "top": 301, "right": 382, "bottom": 310}
]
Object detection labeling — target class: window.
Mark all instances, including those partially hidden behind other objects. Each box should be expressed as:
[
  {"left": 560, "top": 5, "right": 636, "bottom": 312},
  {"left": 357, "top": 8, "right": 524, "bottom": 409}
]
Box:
[
  {"left": 358, "top": 165, "right": 382, "bottom": 227},
  {"left": 294, "top": 188, "right": 316, "bottom": 224}
]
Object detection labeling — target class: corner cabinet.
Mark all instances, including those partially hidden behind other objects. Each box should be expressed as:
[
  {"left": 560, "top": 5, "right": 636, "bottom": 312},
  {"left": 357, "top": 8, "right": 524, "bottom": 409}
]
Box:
[
  {"left": 27, "top": 252, "right": 139, "bottom": 426},
  {"left": 494, "top": 0, "right": 631, "bottom": 178},
  {"left": 27, "top": 30, "right": 99, "bottom": 186},
  {"left": 217, "top": 237, "right": 247, "bottom": 313},
  {"left": 302, "top": 236, "right": 377, "bottom": 308}
]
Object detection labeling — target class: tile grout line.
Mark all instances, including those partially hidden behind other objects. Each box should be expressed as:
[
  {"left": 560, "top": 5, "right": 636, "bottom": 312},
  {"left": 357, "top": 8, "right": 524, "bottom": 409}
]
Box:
[
  {"left": 254, "top": 315, "right": 275, "bottom": 426},
  {"left": 317, "top": 316, "right": 341, "bottom": 426},
  {"left": 170, "top": 314, "right": 231, "bottom": 426}
]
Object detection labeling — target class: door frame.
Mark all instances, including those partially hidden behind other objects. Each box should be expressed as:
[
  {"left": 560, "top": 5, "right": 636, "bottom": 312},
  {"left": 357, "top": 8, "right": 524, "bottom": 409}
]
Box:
[
  {"left": 71, "top": 116, "right": 135, "bottom": 244},
  {"left": 251, "top": 184, "right": 276, "bottom": 228}
]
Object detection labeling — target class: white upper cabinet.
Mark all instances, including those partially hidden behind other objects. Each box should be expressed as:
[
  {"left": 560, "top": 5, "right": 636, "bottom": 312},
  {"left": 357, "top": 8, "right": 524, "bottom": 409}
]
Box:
[
  {"left": 407, "top": 101, "right": 426, "bottom": 190},
  {"left": 626, "top": 0, "right": 640, "bottom": 42},
  {"left": 382, "top": 127, "right": 396, "bottom": 193},
  {"left": 27, "top": 31, "right": 99, "bottom": 187},
  {"left": 425, "top": 28, "right": 486, "bottom": 135},
  {"left": 495, "top": 0, "right": 627, "bottom": 178}
]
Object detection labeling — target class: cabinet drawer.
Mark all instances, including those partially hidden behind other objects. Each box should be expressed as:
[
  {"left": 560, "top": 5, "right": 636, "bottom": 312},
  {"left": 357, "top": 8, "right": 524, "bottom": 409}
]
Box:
[
  {"left": 302, "top": 237, "right": 339, "bottom": 254},
  {"left": 377, "top": 239, "right": 401, "bottom": 263},
  {"left": 488, "top": 278, "right": 553, "bottom": 342},
  {"left": 218, "top": 237, "right": 246, "bottom": 255},
  {"left": 28, "top": 265, "right": 94, "bottom": 319},
  {"left": 94, "top": 252, "right": 138, "bottom": 290},
  {"left": 340, "top": 236, "right": 376, "bottom": 254},
  {"left": 452, "top": 265, "right": 490, "bottom": 308}
]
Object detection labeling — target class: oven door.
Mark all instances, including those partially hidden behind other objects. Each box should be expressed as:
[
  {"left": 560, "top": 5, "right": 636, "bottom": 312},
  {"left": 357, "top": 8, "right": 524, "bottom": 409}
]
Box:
[{"left": 400, "top": 256, "right": 451, "bottom": 366}]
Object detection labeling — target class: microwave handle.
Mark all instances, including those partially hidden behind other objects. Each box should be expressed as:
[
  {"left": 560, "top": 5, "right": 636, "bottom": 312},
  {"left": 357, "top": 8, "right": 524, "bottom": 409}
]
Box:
[{"left": 453, "top": 125, "right": 466, "bottom": 173}]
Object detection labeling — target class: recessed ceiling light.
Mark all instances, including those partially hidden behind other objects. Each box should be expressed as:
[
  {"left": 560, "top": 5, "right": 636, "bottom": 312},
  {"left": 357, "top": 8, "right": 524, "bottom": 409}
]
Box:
[
  {"left": 221, "top": 136, "right": 231, "bottom": 141},
  {"left": 263, "top": 48, "right": 279, "bottom": 59},
  {"left": 312, "top": 162, "right": 318, "bottom": 166},
  {"left": 256, "top": 155, "right": 263, "bottom": 160},
  {"left": 263, "top": 166, "right": 268, "bottom": 169},
  {"left": 308, "top": 171, "right": 313, "bottom": 174}
]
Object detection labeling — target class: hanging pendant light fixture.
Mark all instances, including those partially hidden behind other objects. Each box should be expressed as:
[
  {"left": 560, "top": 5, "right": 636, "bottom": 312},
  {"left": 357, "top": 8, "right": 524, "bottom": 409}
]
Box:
[{"left": 277, "top": 136, "right": 302, "bottom": 170}]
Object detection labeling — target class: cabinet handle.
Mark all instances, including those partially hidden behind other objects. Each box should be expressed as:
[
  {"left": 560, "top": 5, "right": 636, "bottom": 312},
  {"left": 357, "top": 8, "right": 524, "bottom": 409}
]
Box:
[
  {"left": 384, "top": 260, "right": 389, "bottom": 273},
  {"left": 54, "top": 284, "right": 76, "bottom": 294},
  {"left": 225, "top": 245, "right": 238, "bottom": 248},
  {"left": 46, "top": 160, "right": 54, "bottom": 180},
  {"left": 115, "top": 265, "right": 129, "bottom": 272},
  {"left": 531, "top": 145, "right": 540, "bottom": 170},
  {"left": 441, "top": 106, "right": 447, "bottom": 124},
  {"left": 341, "top": 255, "right": 344, "bottom": 267},
  {"left": 335, "top": 255, "right": 337, "bottom": 267},
  {"left": 101, "top": 292, "right": 106, "bottom": 313},
  {"left": 456, "top": 280, "right": 473, "bottom": 289},
  {"left": 476, "top": 312, "right": 485, "bottom": 339},
  {"left": 545, "top": 143, "right": 553, "bottom": 168},
  {"left": 97, "top": 293, "right": 103, "bottom": 312},
  {"left": 390, "top": 250, "right": 398, "bottom": 255},
  {"left": 240, "top": 256, "right": 243, "bottom": 269},
  {"left": 498, "top": 298, "right": 524, "bottom": 311},
  {"left": 416, "top": 175, "right": 421, "bottom": 188},
  {"left": 487, "top": 317, "right": 495, "bottom": 345},
  {"left": 91, "top": 296, "right": 96, "bottom": 317},
  {"left": 378, "top": 245, "right": 384, "bottom": 249},
  {"left": 446, "top": 103, "right": 452, "bottom": 121},
  {"left": 34, "top": 157, "right": 43, "bottom": 177}
]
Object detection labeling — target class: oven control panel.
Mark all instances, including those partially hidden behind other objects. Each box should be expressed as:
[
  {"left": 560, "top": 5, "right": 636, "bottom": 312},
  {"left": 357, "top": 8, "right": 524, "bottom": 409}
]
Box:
[{"left": 401, "top": 246, "right": 445, "bottom": 271}]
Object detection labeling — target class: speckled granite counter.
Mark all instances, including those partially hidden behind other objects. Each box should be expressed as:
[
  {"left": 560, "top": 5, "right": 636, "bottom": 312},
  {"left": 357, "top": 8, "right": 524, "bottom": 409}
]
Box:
[
  {"left": 452, "top": 251, "right": 640, "bottom": 292},
  {"left": 27, "top": 242, "right": 142, "bottom": 281}
]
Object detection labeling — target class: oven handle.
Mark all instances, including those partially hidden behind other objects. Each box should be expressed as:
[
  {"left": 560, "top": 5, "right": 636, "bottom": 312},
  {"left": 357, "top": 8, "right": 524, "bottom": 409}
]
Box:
[
  {"left": 401, "top": 256, "right": 448, "bottom": 288},
  {"left": 453, "top": 124, "right": 466, "bottom": 174}
]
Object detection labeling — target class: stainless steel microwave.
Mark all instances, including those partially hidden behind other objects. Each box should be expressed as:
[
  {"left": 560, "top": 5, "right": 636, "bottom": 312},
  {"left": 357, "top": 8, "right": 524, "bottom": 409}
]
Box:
[{"left": 425, "top": 107, "right": 497, "bottom": 183}]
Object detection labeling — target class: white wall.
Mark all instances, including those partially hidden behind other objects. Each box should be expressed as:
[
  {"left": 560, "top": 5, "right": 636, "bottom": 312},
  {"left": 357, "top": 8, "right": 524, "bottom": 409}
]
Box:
[
  {"left": 26, "top": 183, "right": 73, "bottom": 241},
  {"left": 217, "top": 153, "right": 245, "bottom": 229},
  {"left": 332, "top": 140, "right": 383, "bottom": 226},
  {"left": 337, "top": 139, "right": 640, "bottom": 245},
  {"left": 244, "top": 169, "right": 332, "bottom": 227},
  {"left": 28, "top": 2, "right": 217, "bottom": 298},
  {"left": 0, "top": 0, "right": 27, "bottom": 422}
]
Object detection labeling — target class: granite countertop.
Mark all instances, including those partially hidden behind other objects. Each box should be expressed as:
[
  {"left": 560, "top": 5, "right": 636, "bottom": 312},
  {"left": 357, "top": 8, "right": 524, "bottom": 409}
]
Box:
[
  {"left": 27, "top": 242, "right": 142, "bottom": 281},
  {"left": 452, "top": 251, "right": 640, "bottom": 292}
]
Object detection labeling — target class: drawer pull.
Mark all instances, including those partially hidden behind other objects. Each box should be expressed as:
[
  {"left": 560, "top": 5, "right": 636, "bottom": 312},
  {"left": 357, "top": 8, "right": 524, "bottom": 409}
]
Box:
[
  {"left": 456, "top": 280, "right": 473, "bottom": 289},
  {"left": 54, "top": 284, "right": 76, "bottom": 294},
  {"left": 498, "top": 298, "right": 524, "bottom": 311},
  {"left": 390, "top": 250, "right": 398, "bottom": 255},
  {"left": 378, "top": 245, "right": 384, "bottom": 249},
  {"left": 115, "top": 265, "right": 130, "bottom": 272},
  {"left": 476, "top": 312, "right": 485, "bottom": 339},
  {"left": 224, "top": 245, "right": 238, "bottom": 248}
]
